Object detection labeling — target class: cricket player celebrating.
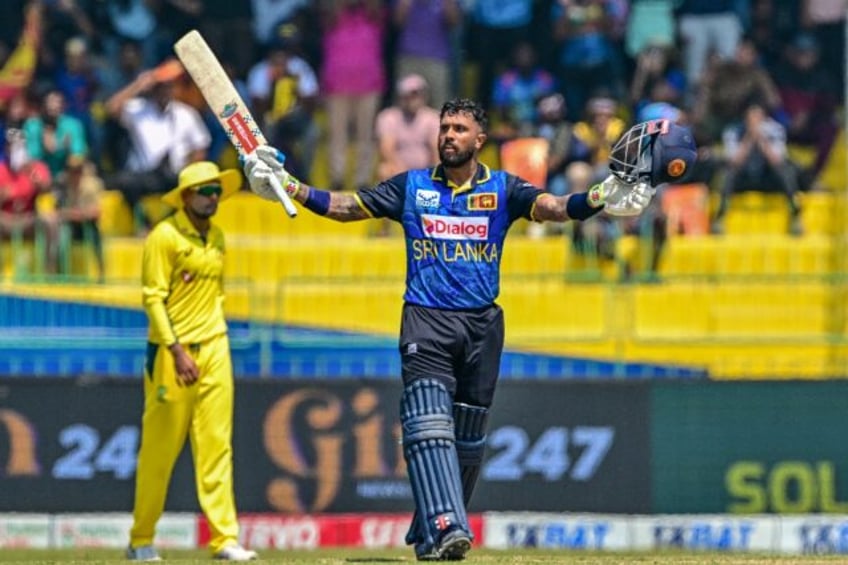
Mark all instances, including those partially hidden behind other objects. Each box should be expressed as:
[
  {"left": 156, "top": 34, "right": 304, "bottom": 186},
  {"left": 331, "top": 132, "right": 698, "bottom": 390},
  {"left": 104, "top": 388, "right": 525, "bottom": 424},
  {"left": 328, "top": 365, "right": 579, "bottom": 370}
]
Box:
[
  {"left": 244, "top": 98, "right": 695, "bottom": 561},
  {"left": 127, "top": 161, "right": 257, "bottom": 561}
]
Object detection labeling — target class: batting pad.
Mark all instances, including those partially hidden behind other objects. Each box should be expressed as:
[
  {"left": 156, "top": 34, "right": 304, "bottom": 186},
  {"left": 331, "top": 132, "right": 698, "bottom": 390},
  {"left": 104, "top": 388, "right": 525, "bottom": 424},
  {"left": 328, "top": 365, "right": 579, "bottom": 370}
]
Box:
[
  {"left": 401, "top": 378, "right": 470, "bottom": 550},
  {"left": 454, "top": 402, "right": 489, "bottom": 505}
]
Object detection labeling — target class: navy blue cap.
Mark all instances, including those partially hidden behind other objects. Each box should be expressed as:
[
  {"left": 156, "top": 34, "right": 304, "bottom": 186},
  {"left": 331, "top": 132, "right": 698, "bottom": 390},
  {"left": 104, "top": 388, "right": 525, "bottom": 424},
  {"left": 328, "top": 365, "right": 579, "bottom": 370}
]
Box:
[{"left": 650, "top": 122, "right": 697, "bottom": 185}]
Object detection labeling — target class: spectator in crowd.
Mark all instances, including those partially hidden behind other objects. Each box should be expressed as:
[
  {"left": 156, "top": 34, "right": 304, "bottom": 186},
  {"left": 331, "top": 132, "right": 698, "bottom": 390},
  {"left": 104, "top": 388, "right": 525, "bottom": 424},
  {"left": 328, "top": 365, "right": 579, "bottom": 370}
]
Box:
[
  {"left": 96, "top": 39, "right": 144, "bottom": 174},
  {"left": 97, "top": 39, "right": 144, "bottom": 100},
  {"left": 625, "top": 0, "right": 676, "bottom": 61},
  {"left": 532, "top": 93, "right": 586, "bottom": 198},
  {"left": 675, "top": 0, "right": 744, "bottom": 93},
  {"left": 52, "top": 156, "right": 104, "bottom": 282},
  {"left": 629, "top": 43, "right": 686, "bottom": 119},
  {"left": 104, "top": 61, "right": 210, "bottom": 226},
  {"left": 38, "top": 0, "right": 96, "bottom": 79},
  {"left": 567, "top": 96, "right": 627, "bottom": 258},
  {"left": 53, "top": 37, "right": 99, "bottom": 156},
  {"left": 23, "top": 88, "right": 88, "bottom": 179},
  {"left": 692, "top": 36, "right": 783, "bottom": 144},
  {"left": 199, "top": 0, "right": 256, "bottom": 77},
  {"left": 490, "top": 41, "right": 556, "bottom": 141},
  {"left": 0, "top": 93, "right": 33, "bottom": 162},
  {"left": 375, "top": 73, "right": 439, "bottom": 181},
  {"left": 0, "top": 2, "right": 42, "bottom": 113},
  {"left": 749, "top": 0, "right": 800, "bottom": 74},
  {"left": 373, "top": 73, "right": 439, "bottom": 236},
  {"left": 801, "top": 0, "right": 847, "bottom": 95},
  {"left": 465, "top": 0, "right": 535, "bottom": 109},
  {"left": 551, "top": 0, "right": 624, "bottom": 122},
  {"left": 712, "top": 99, "right": 803, "bottom": 236},
  {"left": 392, "top": 0, "right": 463, "bottom": 110},
  {"left": 571, "top": 96, "right": 626, "bottom": 182},
  {"left": 102, "top": 0, "right": 160, "bottom": 69},
  {"left": 247, "top": 30, "right": 319, "bottom": 182},
  {"left": 251, "top": 0, "right": 311, "bottom": 51},
  {"left": 154, "top": 0, "right": 203, "bottom": 55},
  {"left": 773, "top": 32, "right": 839, "bottom": 183},
  {"left": 0, "top": 127, "right": 55, "bottom": 273},
  {"left": 319, "top": 0, "right": 387, "bottom": 191}
]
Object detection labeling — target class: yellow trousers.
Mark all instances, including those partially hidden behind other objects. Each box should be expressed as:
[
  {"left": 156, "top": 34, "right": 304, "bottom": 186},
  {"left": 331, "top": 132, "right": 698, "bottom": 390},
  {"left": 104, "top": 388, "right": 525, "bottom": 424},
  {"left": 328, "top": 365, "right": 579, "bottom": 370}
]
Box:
[{"left": 129, "top": 333, "right": 238, "bottom": 554}]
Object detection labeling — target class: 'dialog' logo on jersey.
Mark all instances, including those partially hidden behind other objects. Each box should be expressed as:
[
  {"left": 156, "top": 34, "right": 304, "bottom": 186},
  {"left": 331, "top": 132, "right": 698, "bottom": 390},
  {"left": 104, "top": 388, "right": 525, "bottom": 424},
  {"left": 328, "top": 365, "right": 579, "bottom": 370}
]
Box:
[
  {"left": 421, "top": 214, "right": 489, "bottom": 240},
  {"left": 468, "top": 192, "right": 497, "bottom": 211}
]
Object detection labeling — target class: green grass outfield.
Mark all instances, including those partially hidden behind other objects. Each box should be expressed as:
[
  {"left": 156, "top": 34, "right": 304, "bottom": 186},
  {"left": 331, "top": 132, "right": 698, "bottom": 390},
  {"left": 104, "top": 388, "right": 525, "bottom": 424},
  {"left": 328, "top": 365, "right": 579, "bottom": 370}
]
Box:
[{"left": 1, "top": 549, "right": 847, "bottom": 564}]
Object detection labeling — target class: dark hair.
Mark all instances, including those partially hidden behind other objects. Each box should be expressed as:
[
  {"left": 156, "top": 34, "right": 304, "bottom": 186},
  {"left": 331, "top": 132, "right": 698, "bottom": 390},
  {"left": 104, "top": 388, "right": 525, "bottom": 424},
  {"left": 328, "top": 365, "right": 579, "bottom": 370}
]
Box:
[{"left": 440, "top": 98, "right": 488, "bottom": 132}]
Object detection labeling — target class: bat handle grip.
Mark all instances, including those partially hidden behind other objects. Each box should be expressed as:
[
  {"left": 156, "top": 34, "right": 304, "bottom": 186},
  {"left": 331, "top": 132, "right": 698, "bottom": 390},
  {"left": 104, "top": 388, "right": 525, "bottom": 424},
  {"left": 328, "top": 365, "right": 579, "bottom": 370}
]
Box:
[{"left": 269, "top": 174, "right": 298, "bottom": 218}]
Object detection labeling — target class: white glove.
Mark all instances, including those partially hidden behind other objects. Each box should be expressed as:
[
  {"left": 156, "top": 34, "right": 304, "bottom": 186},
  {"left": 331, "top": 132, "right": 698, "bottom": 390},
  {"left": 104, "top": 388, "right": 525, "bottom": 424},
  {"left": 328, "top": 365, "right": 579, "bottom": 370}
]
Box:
[
  {"left": 242, "top": 145, "right": 300, "bottom": 202},
  {"left": 589, "top": 175, "right": 655, "bottom": 217}
]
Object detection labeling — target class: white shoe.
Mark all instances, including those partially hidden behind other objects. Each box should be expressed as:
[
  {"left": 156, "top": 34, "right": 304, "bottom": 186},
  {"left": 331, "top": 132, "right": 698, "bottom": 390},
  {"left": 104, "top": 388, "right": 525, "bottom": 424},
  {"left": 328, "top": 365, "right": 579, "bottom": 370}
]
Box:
[
  {"left": 213, "top": 545, "right": 257, "bottom": 561},
  {"left": 126, "top": 545, "right": 162, "bottom": 561}
]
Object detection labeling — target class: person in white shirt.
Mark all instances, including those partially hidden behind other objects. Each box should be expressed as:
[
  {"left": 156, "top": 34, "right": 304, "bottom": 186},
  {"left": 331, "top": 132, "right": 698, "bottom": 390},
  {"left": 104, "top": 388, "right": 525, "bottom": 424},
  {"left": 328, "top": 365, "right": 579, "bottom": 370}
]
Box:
[
  {"left": 105, "top": 63, "right": 210, "bottom": 225},
  {"left": 712, "top": 99, "right": 803, "bottom": 235}
]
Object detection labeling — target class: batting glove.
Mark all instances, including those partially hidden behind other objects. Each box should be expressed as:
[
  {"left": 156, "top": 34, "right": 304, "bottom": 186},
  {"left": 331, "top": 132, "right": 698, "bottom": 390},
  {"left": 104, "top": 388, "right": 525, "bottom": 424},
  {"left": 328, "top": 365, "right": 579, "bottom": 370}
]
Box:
[
  {"left": 242, "top": 145, "right": 301, "bottom": 201},
  {"left": 588, "top": 174, "right": 655, "bottom": 217}
]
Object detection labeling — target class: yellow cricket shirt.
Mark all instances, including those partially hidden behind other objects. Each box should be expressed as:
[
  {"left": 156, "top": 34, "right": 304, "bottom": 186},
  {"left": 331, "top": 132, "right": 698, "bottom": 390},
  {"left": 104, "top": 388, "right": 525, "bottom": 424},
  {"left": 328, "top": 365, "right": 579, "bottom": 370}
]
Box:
[{"left": 142, "top": 210, "right": 227, "bottom": 346}]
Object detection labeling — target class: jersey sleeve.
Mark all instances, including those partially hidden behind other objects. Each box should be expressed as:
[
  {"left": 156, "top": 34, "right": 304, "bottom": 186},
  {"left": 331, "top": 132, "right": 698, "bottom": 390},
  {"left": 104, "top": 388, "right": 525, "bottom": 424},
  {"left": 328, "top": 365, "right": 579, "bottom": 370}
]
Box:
[
  {"left": 355, "top": 172, "right": 407, "bottom": 222},
  {"left": 506, "top": 174, "right": 545, "bottom": 222},
  {"left": 141, "top": 224, "right": 178, "bottom": 345}
]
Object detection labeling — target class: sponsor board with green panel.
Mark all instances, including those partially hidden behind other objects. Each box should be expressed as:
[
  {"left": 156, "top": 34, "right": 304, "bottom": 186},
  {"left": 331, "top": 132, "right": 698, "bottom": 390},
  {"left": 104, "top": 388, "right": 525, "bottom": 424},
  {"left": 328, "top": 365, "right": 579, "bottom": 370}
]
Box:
[{"left": 651, "top": 381, "right": 848, "bottom": 514}]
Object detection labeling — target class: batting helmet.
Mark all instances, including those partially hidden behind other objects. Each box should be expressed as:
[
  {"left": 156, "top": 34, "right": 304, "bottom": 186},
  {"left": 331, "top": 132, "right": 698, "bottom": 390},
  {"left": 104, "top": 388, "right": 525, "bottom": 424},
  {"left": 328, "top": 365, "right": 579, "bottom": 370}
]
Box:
[{"left": 609, "top": 119, "right": 697, "bottom": 186}]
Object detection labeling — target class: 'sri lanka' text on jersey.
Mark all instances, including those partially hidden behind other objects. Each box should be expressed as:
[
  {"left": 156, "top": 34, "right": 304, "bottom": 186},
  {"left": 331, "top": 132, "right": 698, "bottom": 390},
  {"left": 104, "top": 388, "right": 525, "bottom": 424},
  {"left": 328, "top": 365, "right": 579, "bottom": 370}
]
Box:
[{"left": 356, "top": 164, "right": 544, "bottom": 310}]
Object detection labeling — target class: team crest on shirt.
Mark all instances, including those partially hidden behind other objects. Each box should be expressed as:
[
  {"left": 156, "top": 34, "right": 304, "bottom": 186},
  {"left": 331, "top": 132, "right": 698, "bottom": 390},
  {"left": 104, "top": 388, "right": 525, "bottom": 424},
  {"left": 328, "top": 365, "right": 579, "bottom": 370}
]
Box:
[
  {"left": 468, "top": 193, "right": 497, "bottom": 211},
  {"left": 415, "top": 189, "right": 440, "bottom": 209}
]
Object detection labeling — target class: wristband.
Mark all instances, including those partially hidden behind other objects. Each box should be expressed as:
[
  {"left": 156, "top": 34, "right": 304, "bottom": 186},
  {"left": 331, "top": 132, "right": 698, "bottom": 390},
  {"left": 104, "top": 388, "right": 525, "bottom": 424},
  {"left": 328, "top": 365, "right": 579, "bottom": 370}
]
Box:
[
  {"left": 566, "top": 192, "right": 603, "bottom": 220},
  {"left": 286, "top": 178, "right": 301, "bottom": 199},
  {"left": 303, "top": 186, "right": 331, "bottom": 216}
]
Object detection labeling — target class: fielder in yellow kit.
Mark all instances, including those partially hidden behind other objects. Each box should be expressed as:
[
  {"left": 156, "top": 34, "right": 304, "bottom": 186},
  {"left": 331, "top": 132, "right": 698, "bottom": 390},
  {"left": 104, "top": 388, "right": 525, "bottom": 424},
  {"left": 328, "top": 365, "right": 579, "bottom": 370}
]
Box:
[{"left": 127, "top": 161, "right": 257, "bottom": 562}]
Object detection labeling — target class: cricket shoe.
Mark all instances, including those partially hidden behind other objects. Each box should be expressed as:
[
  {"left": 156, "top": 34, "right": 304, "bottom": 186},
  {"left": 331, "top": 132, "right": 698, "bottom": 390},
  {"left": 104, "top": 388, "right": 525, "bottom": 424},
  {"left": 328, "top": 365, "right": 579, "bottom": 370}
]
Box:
[
  {"left": 213, "top": 545, "right": 258, "bottom": 561},
  {"left": 126, "top": 545, "right": 162, "bottom": 561},
  {"left": 415, "top": 528, "right": 471, "bottom": 561}
]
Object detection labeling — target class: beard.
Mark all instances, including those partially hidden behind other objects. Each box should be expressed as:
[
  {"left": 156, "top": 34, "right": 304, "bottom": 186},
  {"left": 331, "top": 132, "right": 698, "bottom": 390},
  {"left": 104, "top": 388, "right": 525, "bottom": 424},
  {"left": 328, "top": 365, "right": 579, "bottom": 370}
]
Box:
[
  {"left": 187, "top": 202, "right": 217, "bottom": 220},
  {"left": 439, "top": 143, "right": 474, "bottom": 168}
]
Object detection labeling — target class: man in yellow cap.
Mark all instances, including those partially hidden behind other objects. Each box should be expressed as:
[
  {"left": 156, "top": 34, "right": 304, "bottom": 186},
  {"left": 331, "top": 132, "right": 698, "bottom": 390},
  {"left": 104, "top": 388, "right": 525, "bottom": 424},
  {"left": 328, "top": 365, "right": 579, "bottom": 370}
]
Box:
[{"left": 127, "top": 161, "right": 257, "bottom": 561}]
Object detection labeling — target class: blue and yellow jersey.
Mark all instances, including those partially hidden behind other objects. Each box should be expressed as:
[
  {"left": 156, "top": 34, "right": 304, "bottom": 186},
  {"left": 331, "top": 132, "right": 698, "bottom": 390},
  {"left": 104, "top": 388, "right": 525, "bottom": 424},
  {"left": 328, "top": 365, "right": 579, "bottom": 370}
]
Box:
[
  {"left": 356, "top": 164, "right": 544, "bottom": 309},
  {"left": 142, "top": 210, "right": 228, "bottom": 345}
]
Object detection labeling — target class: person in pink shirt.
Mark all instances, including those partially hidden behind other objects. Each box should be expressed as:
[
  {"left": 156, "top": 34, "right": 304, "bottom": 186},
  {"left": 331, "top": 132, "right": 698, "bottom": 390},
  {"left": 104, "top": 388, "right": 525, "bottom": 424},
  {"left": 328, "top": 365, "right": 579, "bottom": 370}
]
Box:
[
  {"left": 320, "top": 0, "right": 386, "bottom": 191},
  {"left": 375, "top": 74, "right": 440, "bottom": 181}
]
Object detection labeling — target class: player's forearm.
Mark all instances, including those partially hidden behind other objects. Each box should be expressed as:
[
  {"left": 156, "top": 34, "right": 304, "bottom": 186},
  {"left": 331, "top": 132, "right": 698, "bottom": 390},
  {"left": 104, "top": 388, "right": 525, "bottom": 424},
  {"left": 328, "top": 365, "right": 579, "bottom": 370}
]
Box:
[{"left": 294, "top": 184, "right": 370, "bottom": 222}]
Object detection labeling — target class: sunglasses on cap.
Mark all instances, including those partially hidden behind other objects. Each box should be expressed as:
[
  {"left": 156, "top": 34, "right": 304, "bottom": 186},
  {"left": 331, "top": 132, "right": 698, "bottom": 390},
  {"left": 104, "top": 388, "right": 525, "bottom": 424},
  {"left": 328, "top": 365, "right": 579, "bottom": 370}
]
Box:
[{"left": 193, "top": 183, "right": 222, "bottom": 197}]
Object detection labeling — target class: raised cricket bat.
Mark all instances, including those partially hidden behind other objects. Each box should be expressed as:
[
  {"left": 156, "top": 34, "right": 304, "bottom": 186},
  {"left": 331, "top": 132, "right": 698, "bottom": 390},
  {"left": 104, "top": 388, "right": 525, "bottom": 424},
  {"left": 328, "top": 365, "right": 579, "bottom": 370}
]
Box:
[{"left": 174, "top": 30, "right": 297, "bottom": 217}]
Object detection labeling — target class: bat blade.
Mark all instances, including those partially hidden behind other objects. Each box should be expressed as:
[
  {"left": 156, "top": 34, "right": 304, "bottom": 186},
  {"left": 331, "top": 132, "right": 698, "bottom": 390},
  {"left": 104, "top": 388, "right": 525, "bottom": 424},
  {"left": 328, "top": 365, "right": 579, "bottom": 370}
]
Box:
[{"left": 174, "top": 30, "right": 297, "bottom": 217}]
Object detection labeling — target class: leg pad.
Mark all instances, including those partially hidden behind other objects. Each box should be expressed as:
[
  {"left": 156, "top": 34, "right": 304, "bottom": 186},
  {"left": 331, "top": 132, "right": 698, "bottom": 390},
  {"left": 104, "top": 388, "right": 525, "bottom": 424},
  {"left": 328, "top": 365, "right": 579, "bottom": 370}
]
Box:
[{"left": 401, "top": 379, "right": 470, "bottom": 551}]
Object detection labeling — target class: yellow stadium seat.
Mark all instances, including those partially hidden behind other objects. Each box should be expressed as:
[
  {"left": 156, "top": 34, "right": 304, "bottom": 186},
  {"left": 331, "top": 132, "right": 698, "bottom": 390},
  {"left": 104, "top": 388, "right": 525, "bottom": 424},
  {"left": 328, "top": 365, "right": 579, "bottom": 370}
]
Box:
[
  {"left": 99, "top": 190, "right": 135, "bottom": 237},
  {"left": 103, "top": 237, "right": 143, "bottom": 281},
  {"left": 723, "top": 192, "right": 792, "bottom": 235},
  {"left": 817, "top": 129, "right": 846, "bottom": 192},
  {"left": 799, "top": 191, "right": 840, "bottom": 235}
]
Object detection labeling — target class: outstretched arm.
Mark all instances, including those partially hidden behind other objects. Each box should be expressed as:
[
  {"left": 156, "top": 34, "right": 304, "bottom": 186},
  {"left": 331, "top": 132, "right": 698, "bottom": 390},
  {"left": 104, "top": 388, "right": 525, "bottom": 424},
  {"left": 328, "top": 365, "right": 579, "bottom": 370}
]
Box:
[
  {"left": 290, "top": 184, "right": 371, "bottom": 222},
  {"left": 243, "top": 146, "right": 372, "bottom": 222},
  {"left": 532, "top": 175, "right": 655, "bottom": 222}
]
